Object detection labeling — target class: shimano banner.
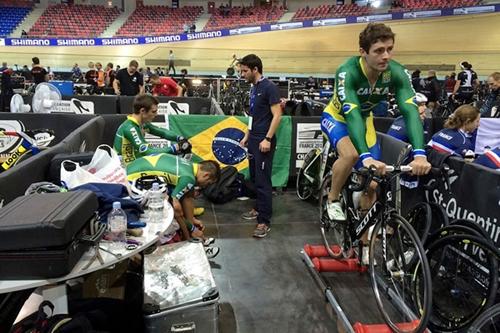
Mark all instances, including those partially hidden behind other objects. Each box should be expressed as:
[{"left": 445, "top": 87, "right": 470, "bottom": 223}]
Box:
[
  {"left": 4, "top": 31, "right": 226, "bottom": 47},
  {"left": 2, "top": 4, "right": 500, "bottom": 47}
]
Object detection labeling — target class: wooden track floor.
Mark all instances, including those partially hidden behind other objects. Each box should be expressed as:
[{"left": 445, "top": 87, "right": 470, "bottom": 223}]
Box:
[{"left": 0, "top": 13, "right": 499, "bottom": 76}]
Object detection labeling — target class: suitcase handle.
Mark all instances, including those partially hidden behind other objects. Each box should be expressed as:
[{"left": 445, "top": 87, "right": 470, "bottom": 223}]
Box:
[
  {"left": 202, "top": 287, "right": 219, "bottom": 302},
  {"left": 171, "top": 322, "right": 196, "bottom": 332}
]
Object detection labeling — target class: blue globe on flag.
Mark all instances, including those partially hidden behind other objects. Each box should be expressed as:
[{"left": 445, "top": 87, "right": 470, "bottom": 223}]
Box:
[{"left": 212, "top": 128, "right": 247, "bottom": 165}]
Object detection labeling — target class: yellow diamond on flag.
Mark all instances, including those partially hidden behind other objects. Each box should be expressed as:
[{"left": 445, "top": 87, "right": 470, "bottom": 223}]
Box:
[
  {"left": 189, "top": 116, "right": 249, "bottom": 172},
  {"left": 142, "top": 154, "right": 162, "bottom": 168}
]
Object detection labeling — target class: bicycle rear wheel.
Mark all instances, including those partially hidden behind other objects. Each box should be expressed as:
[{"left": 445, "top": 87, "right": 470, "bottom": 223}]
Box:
[
  {"left": 318, "top": 174, "right": 352, "bottom": 259},
  {"left": 450, "top": 219, "right": 491, "bottom": 240},
  {"left": 296, "top": 149, "right": 320, "bottom": 201},
  {"left": 424, "top": 224, "right": 485, "bottom": 248},
  {"left": 416, "top": 234, "right": 499, "bottom": 332},
  {"left": 369, "top": 213, "right": 432, "bottom": 333}
]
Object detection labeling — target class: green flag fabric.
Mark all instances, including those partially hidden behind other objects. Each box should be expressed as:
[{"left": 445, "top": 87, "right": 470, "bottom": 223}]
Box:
[{"left": 167, "top": 115, "right": 292, "bottom": 187}]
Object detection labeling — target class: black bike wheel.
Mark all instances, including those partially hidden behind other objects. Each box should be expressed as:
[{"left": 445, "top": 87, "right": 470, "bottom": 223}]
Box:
[
  {"left": 450, "top": 219, "right": 491, "bottom": 241},
  {"left": 369, "top": 214, "right": 432, "bottom": 333},
  {"left": 468, "top": 303, "right": 500, "bottom": 333},
  {"left": 296, "top": 149, "right": 319, "bottom": 201},
  {"left": 417, "top": 234, "right": 499, "bottom": 332},
  {"left": 318, "top": 174, "right": 352, "bottom": 259},
  {"left": 428, "top": 202, "right": 449, "bottom": 231},
  {"left": 406, "top": 202, "right": 432, "bottom": 244},
  {"left": 424, "top": 224, "right": 484, "bottom": 249}
]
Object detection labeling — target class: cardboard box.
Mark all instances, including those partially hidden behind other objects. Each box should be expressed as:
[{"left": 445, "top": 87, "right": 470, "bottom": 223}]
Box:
[{"left": 83, "top": 259, "right": 129, "bottom": 300}]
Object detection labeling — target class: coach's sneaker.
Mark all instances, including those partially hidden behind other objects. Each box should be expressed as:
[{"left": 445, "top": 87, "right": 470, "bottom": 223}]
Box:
[
  {"left": 327, "top": 201, "right": 346, "bottom": 221},
  {"left": 205, "top": 246, "right": 220, "bottom": 259},
  {"left": 253, "top": 224, "right": 270, "bottom": 238},
  {"left": 242, "top": 209, "right": 258, "bottom": 220}
]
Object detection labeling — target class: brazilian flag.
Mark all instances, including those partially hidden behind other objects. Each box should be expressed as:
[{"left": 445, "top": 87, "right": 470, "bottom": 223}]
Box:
[{"left": 167, "top": 115, "right": 292, "bottom": 187}]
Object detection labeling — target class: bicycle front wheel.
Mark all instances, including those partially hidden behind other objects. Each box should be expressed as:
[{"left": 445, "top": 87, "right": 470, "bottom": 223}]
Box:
[
  {"left": 416, "top": 234, "right": 499, "bottom": 332},
  {"left": 296, "top": 148, "right": 319, "bottom": 201},
  {"left": 469, "top": 303, "right": 500, "bottom": 333},
  {"left": 369, "top": 214, "right": 432, "bottom": 333},
  {"left": 318, "top": 174, "right": 352, "bottom": 259}
]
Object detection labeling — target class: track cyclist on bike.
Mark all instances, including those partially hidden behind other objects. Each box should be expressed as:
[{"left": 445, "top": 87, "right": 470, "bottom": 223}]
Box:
[{"left": 320, "top": 23, "right": 432, "bottom": 261}]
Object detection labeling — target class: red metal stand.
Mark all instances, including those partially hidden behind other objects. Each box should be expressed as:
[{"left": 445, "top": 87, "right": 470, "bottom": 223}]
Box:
[
  {"left": 302, "top": 244, "right": 423, "bottom": 333},
  {"left": 303, "top": 244, "right": 341, "bottom": 258},
  {"left": 353, "top": 320, "right": 421, "bottom": 333},
  {"left": 312, "top": 257, "right": 368, "bottom": 273},
  {"left": 304, "top": 244, "right": 367, "bottom": 273}
]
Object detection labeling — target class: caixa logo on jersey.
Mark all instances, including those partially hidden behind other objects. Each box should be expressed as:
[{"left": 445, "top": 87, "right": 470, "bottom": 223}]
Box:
[
  {"left": 0, "top": 121, "right": 24, "bottom": 159},
  {"left": 212, "top": 128, "right": 247, "bottom": 165}
]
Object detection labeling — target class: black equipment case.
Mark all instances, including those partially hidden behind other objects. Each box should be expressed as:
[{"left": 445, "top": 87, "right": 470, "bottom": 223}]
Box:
[{"left": 0, "top": 191, "right": 98, "bottom": 279}]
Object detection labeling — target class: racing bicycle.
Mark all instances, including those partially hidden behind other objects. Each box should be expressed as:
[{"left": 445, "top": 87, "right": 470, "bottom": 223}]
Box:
[
  {"left": 319, "top": 164, "right": 432, "bottom": 333},
  {"left": 0, "top": 129, "right": 55, "bottom": 172}
]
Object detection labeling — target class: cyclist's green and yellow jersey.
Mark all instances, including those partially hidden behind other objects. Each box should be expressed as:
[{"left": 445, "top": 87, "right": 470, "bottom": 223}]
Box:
[
  {"left": 126, "top": 153, "right": 198, "bottom": 200},
  {"left": 323, "top": 56, "right": 426, "bottom": 161},
  {"left": 113, "top": 116, "right": 178, "bottom": 165}
]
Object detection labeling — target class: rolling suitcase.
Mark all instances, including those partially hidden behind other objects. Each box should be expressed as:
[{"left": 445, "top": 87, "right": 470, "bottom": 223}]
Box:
[
  {"left": 0, "top": 191, "right": 98, "bottom": 279},
  {"left": 143, "top": 240, "right": 219, "bottom": 333}
]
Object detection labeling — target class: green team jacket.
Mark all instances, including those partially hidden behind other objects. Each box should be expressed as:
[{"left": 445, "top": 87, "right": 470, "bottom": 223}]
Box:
[
  {"left": 323, "top": 56, "right": 426, "bottom": 160},
  {"left": 126, "top": 153, "right": 198, "bottom": 201},
  {"left": 113, "top": 116, "right": 179, "bottom": 165}
]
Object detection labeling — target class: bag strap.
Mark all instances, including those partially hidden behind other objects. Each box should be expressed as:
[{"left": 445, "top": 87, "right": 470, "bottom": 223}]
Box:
[
  {"left": 34, "top": 300, "right": 55, "bottom": 331},
  {"left": 60, "top": 160, "right": 80, "bottom": 172},
  {"left": 95, "top": 144, "right": 116, "bottom": 158}
]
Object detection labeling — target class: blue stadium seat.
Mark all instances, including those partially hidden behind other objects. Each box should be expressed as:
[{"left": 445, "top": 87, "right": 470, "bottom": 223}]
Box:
[{"left": 0, "top": 6, "right": 32, "bottom": 37}]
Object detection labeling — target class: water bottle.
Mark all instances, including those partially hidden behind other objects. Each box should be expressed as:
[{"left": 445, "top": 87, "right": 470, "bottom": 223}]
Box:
[
  {"left": 107, "top": 201, "right": 127, "bottom": 249},
  {"left": 148, "top": 183, "right": 164, "bottom": 224}
]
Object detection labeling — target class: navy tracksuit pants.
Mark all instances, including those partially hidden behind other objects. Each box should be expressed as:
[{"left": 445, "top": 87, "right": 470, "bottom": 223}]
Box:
[{"left": 248, "top": 135, "right": 276, "bottom": 226}]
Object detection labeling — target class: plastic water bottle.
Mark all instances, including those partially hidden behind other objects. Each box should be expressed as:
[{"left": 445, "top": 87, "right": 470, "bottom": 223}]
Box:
[
  {"left": 148, "top": 183, "right": 164, "bottom": 224},
  {"left": 107, "top": 201, "right": 127, "bottom": 248}
]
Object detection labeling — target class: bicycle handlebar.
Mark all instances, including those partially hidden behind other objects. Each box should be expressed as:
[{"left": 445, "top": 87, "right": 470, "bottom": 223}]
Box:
[{"left": 349, "top": 165, "right": 443, "bottom": 192}]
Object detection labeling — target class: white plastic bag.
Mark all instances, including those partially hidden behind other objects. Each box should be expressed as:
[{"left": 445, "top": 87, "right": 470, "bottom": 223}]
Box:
[
  {"left": 60, "top": 160, "right": 102, "bottom": 189},
  {"left": 83, "top": 144, "right": 128, "bottom": 188}
]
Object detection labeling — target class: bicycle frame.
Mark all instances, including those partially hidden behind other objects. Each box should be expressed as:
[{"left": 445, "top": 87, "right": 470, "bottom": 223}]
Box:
[
  {"left": 302, "top": 140, "right": 331, "bottom": 188},
  {"left": 0, "top": 130, "right": 54, "bottom": 171},
  {"left": 344, "top": 172, "right": 397, "bottom": 257}
]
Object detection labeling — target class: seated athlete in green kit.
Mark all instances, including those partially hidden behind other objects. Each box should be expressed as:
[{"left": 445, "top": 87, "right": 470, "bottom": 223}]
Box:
[
  {"left": 127, "top": 153, "right": 220, "bottom": 241},
  {"left": 114, "top": 94, "right": 190, "bottom": 165}
]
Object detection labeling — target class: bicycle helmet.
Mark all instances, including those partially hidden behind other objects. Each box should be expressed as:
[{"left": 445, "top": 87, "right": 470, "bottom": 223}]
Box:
[
  {"left": 25, "top": 182, "right": 66, "bottom": 195},
  {"left": 129, "top": 175, "right": 169, "bottom": 205},
  {"left": 414, "top": 93, "right": 428, "bottom": 104}
]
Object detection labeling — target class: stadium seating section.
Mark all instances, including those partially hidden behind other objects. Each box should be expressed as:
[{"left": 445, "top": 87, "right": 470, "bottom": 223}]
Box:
[
  {"left": 0, "top": 4, "right": 31, "bottom": 37},
  {"left": 0, "top": 0, "right": 486, "bottom": 39},
  {"left": 292, "top": 4, "right": 371, "bottom": 21},
  {"left": 115, "top": 5, "right": 203, "bottom": 36},
  {"left": 204, "top": 5, "right": 285, "bottom": 31},
  {"left": 390, "top": 0, "right": 480, "bottom": 11},
  {"left": 28, "top": 4, "right": 120, "bottom": 38}
]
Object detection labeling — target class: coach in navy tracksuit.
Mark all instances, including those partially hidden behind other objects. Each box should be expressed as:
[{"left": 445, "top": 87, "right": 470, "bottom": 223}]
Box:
[{"left": 239, "top": 54, "right": 282, "bottom": 238}]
